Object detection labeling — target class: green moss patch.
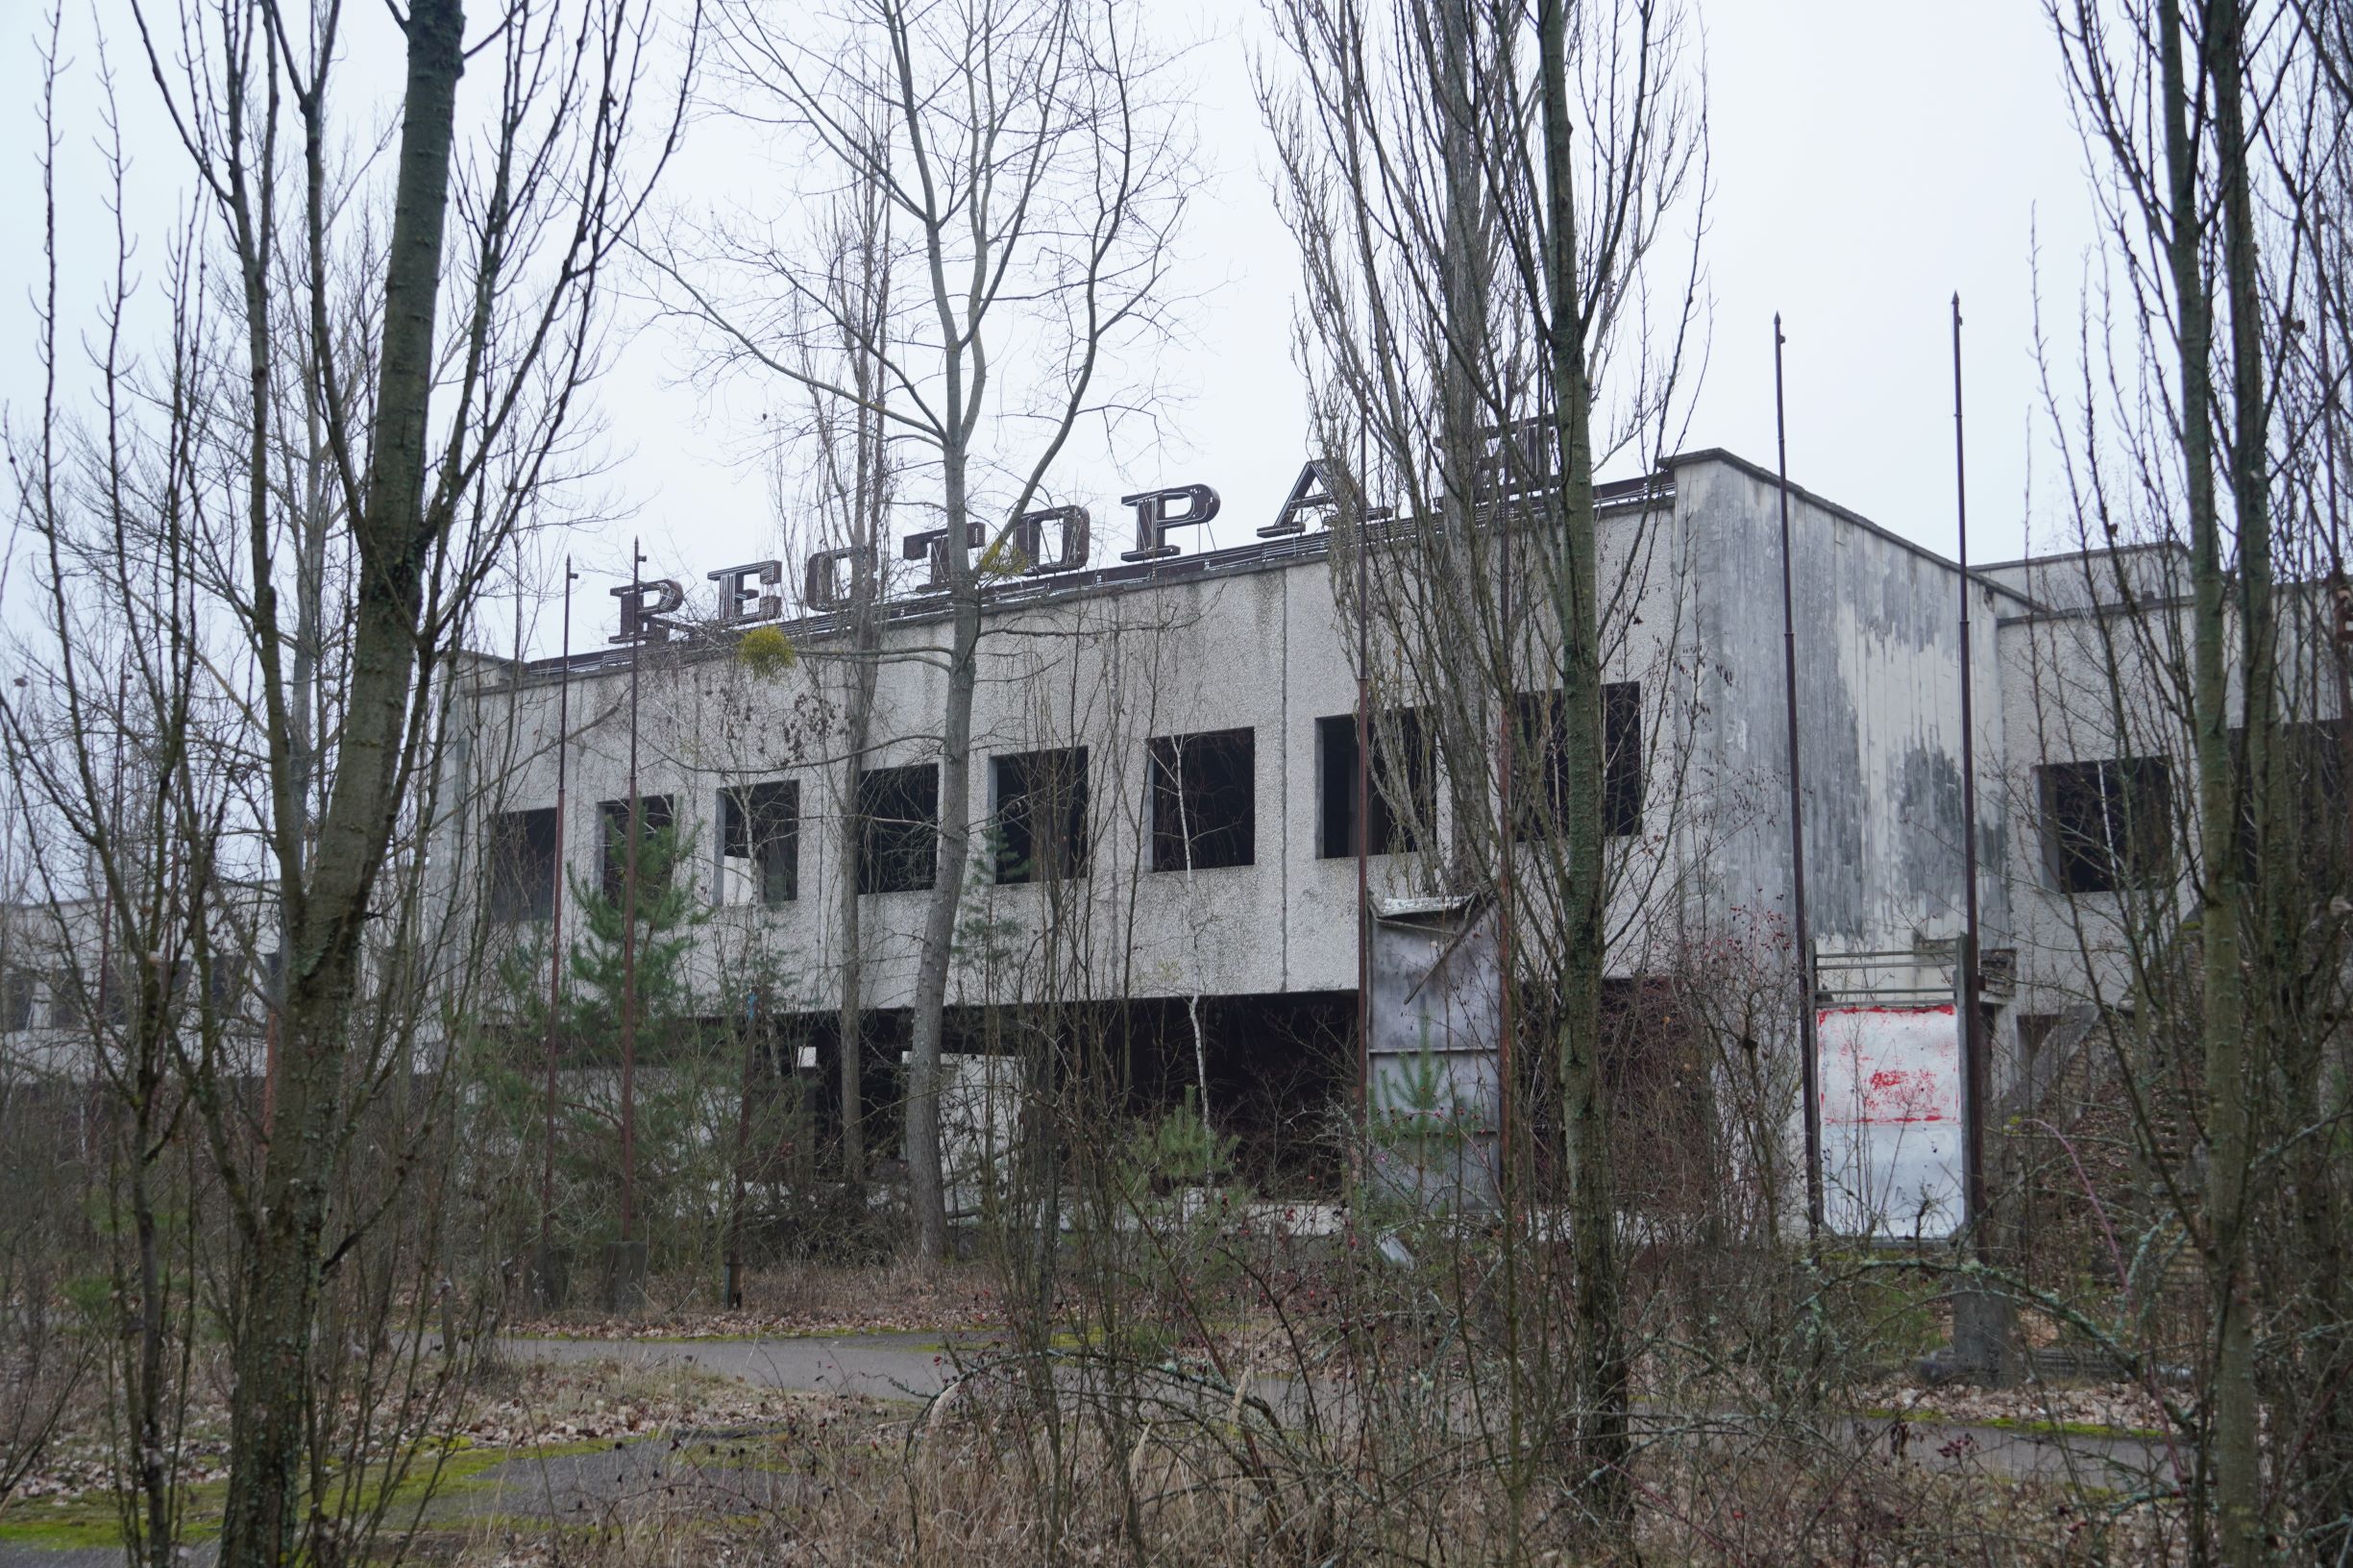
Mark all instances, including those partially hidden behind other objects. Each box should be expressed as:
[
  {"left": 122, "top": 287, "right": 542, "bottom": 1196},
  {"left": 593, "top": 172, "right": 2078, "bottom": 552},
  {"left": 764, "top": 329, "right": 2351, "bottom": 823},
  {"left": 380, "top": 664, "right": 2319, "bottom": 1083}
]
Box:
[{"left": 0, "top": 1439, "right": 614, "bottom": 1554}]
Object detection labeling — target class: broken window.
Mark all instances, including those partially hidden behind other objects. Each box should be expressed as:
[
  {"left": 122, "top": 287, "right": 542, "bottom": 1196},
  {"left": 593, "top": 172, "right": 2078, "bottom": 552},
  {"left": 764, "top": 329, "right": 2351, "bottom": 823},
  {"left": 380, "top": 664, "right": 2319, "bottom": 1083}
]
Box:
[
  {"left": 993, "top": 747, "right": 1090, "bottom": 883},
  {"left": 257, "top": 948, "right": 285, "bottom": 1019},
  {"left": 2, "top": 969, "right": 36, "bottom": 1032},
  {"left": 1513, "top": 682, "right": 1643, "bottom": 840},
  {"left": 208, "top": 951, "right": 242, "bottom": 1017},
  {"left": 722, "top": 780, "right": 800, "bottom": 907},
  {"left": 857, "top": 764, "right": 939, "bottom": 894},
  {"left": 2040, "top": 758, "right": 2171, "bottom": 894},
  {"left": 486, "top": 806, "right": 560, "bottom": 922},
  {"left": 1149, "top": 728, "right": 1256, "bottom": 871},
  {"left": 599, "top": 795, "right": 676, "bottom": 903},
  {"left": 1317, "top": 709, "right": 1434, "bottom": 858},
  {"left": 2230, "top": 718, "right": 2352, "bottom": 878}
]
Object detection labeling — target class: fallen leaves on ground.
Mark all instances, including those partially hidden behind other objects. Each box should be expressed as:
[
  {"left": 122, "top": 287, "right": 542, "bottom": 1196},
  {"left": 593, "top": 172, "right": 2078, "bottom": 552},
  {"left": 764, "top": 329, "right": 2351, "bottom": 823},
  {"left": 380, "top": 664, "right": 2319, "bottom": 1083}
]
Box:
[{"left": 1850, "top": 1374, "right": 2169, "bottom": 1435}]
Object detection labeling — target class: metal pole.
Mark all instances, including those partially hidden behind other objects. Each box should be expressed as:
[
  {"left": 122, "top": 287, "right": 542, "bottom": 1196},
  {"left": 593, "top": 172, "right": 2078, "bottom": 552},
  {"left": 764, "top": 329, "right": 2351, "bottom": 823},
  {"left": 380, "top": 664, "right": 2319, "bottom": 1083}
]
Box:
[
  {"left": 1774, "top": 316, "right": 1824, "bottom": 1240},
  {"left": 539, "top": 558, "right": 576, "bottom": 1300},
  {"left": 2319, "top": 304, "right": 2352, "bottom": 887},
  {"left": 1356, "top": 429, "right": 1372, "bottom": 1116},
  {"left": 725, "top": 990, "right": 759, "bottom": 1309},
  {"left": 1497, "top": 456, "right": 1515, "bottom": 1193},
  {"left": 620, "top": 540, "right": 644, "bottom": 1248},
  {"left": 1953, "top": 296, "right": 1990, "bottom": 1264}
]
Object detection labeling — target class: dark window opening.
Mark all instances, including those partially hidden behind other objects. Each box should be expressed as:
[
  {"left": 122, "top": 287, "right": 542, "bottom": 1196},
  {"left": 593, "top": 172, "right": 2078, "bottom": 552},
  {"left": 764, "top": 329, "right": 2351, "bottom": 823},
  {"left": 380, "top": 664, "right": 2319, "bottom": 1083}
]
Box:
[
  {"left": 857, "top": 765, "right": 939, "bottom": 894},
  {"left": 2231, "top": 719, "right": 2352, "bottom": 879},
  {"left": 2, "top": 969, "right": 36, "bottom": 1032},
  {"left": 2041, "top": 758, "right": 2171, "bottom": 894},
  {"left": 600, "top": 795, "right": 676, "bottom": 903},
  {"left": 486, "top": 806, "right": 560, "bottom": 922},
  {"left": 993, "top": 748, "right": 1090, "bottom": 883},
  {"left": 1605, "top": 682, "right": 1643, "bottom": 836},
  {"left": 722, "top": 780, "right": 800, "bottom": 907},
  {"left": 50, "top": 962, "right": 129, "bottom": 1030},
  {"left": 217, "top": 948, "right": 283, "bottom": 1024},
  {"left": 1317, "top": 710, "right": 1434, "bottom": 858},
  {"left": 1150, "top": 728, "right": 1256, "bottom": 871},
  {"left": 208, "top": 953, "right": 240, "bottom": 1016},
  {"left": 1513, "top": 682, "right": 1643, "bottom": 840}
]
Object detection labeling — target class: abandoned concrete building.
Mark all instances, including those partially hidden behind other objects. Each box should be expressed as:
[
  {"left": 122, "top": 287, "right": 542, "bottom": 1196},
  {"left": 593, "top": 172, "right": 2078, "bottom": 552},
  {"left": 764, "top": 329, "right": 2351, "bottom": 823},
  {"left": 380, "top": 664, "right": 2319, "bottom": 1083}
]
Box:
[
  {"left": 3, "top": 446, "right": 2293, "bottom": 1232},
  {"left": 397, "top": 445, "right": 2269, "bottom": 1226}
]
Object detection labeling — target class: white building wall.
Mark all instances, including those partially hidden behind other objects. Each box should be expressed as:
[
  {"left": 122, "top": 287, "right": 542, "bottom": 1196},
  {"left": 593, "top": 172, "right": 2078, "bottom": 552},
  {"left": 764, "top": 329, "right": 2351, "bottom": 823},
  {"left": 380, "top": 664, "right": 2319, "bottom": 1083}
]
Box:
[{"left": 434, "top": 452, "right": 2103, "bottom": 1063}]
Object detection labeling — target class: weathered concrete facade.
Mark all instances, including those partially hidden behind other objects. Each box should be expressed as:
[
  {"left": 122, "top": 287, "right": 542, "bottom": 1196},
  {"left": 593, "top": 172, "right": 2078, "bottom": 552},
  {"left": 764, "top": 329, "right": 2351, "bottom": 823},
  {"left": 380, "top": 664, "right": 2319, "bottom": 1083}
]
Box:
[
  {"left": 1676, "top": 453, "right": 2018, "bottom": 959},
  {"left": 424, "top": 450, "right": 2074, "bottom": 1058},
  {"left": 9, "top": 449, "right": 2207, "bottom": 1142}
]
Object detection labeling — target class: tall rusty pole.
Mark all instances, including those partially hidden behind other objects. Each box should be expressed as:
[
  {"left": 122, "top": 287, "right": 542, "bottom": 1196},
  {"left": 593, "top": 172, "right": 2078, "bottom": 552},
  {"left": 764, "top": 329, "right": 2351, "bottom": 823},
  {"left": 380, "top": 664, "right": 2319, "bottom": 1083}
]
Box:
[
  {"left": 1356, "top": 428, "right": 1373, "bottom": 1117},
  {"left": 620, "top": 540, "right": 645, "bottom": 1252},
  {"left": 2325, "top": 306, "right": 2353, "bottom": 866},
  {"left": 1952, "top": 295, "right": 1990, "bottom": 1263},
  {"left": 537, "top": 558, "right": 576, "bottom": 1301},
  {"left": 1774, "top": 316, "right": 1824, "bottom": 1240},
  {"left": 1496, "top": 448, "right": 1515, "bottom": 1193}
]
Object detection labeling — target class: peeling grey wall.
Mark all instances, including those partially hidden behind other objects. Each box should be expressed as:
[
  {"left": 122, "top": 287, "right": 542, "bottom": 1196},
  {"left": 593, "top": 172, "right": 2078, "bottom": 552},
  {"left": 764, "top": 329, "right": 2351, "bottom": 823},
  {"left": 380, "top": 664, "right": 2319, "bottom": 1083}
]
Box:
[{"left": 1675, "top": 454, "right": 2016, "bottom": 962}]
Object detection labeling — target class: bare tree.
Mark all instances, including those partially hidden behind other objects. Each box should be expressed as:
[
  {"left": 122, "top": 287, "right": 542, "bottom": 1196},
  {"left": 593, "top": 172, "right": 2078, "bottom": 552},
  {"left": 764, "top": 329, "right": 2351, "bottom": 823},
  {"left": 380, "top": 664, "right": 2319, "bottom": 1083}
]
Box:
[
  {"left": 2038, "top": 0, "right": 2353, "bottom": 1557},
  {"left": 650, "top": 0, "right": 1191, "bottom": 1260},
  {"left": 2, "top": 0, "right": 691, "bottom": 1559},
  {"left": 800, "top": 168, "right": 899, "bottom": 1196},
  {"left": 1262, "top": 0, "right": 1705, "bottom": 1537}
]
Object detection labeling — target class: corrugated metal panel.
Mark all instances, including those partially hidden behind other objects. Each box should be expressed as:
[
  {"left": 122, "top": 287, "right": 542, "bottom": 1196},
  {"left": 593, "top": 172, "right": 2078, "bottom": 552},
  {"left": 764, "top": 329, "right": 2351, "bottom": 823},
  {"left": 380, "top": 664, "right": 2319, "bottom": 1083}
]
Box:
[{"left": 1366, "top": 899, "right": 1500, "bottom": 1211}]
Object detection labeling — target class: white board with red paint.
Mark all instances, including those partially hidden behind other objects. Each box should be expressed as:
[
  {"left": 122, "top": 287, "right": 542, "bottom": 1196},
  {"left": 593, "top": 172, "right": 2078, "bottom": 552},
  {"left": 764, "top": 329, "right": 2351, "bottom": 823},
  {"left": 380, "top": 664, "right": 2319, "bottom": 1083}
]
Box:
[{"left": 1817, "top": 1004, "right": 1963, "bottom": 1240}]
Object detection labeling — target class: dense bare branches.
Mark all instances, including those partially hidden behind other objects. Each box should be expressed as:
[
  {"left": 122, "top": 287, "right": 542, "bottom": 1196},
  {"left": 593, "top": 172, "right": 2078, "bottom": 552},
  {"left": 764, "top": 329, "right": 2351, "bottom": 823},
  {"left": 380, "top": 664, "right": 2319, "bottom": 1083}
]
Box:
[
  {"left": 1260, "top": 0, "right": 1707, "bottom": 1545},
  {"left": 648, "top": 0, "right": 1193, "bottom": 1261},
  {"left": 2036, "top": 1, "right": 2353, "bottom": 1557},
  {"left": 3, "top": 0, "right": 687, "bottom": 1561}
]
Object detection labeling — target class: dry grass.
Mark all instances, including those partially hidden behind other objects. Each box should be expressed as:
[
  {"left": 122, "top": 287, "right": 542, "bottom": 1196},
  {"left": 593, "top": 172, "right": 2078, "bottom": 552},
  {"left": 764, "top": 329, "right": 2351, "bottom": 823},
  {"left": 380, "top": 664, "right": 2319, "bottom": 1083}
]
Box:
[{"left": 427, "top": 1360, "right": 2184, "bottom": 1568}]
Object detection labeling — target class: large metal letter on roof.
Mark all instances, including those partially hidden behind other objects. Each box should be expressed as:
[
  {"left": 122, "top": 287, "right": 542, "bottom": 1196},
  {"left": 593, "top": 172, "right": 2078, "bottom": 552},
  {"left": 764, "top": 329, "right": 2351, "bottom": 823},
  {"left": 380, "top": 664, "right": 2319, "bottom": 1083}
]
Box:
[
  {"left": 1118, "top": 484, "right": 1221, "bottom": 561},
  {"left": 1259, "top": 460, "right": 1337, "bottom": 538},
  {"left": 708, "top": 560, "right": 783, "bottom": 627},
  {"left": 902, "top": 524, "right": 986, "bottom": 592},
  {"left": 802, "top": 546, "right": 875, "bottom": 611},
  {"left": 1015, "top": 505, "right": 1091, "bottom": 574},
  {"left": 610, "top": 578, "right": 685, "bottom": 644}
]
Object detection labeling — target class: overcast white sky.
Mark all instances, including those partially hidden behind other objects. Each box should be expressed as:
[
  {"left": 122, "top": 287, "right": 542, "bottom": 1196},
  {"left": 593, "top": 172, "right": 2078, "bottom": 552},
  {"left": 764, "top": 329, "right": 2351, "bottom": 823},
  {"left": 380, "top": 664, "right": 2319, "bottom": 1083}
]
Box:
[{"left": 5, "top": 2, "right": 2098, "bottom": 649}]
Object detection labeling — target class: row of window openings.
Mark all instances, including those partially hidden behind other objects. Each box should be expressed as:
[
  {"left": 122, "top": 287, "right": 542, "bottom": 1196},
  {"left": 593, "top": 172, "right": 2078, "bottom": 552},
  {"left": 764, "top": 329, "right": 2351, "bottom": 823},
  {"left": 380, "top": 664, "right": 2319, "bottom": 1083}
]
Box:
[
  {"left": 484, "top": 686, "right": 1647, "bottom": 921},
  {"left": 1, "top": 950, "right": 282, "bottom": 1034},
  {"left": 2038, "top": 723, "right": 2350, "bottom": 894}
]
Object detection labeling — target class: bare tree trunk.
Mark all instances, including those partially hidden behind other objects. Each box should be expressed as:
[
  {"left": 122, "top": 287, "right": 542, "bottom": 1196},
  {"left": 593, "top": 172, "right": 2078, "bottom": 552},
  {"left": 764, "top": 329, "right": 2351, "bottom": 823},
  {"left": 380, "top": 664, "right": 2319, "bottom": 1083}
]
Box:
[
  {"left": 669, "top": 0, "right": 1186, "bottom": 1267},
  {"left": 2148, "top": 1, "right": 2274, "bottom": 1556},
  {"left": 2156, "top": 3, "right": 2255, "bottom": 1558},
  {"left": 836, "top": 608, "right": 879, "bottom": 1187},
  {"left": 1432, "top": 0, "right": 1497, "bottom": 878},
  {"left": 1536, "top": 0, "right": 1630, "bottom": 1528},
  {"left": 908, "top": 535, "right": 979, "bottom": 1264},
  {"left": 2204, "top": 4, "right": 2270, "bottom": 1557},
  {"left": 218, "top": 2, "right": 465, "bottom": 1559},
  {"left": 126, "top": 1043, "right": 174, "bottom": 1568}
]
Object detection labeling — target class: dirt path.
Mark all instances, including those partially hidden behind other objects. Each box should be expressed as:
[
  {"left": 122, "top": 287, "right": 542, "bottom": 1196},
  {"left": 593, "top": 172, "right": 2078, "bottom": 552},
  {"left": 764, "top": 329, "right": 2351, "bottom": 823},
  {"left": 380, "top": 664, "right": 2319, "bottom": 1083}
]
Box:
[{"left": 495, "top": 1330, "right": 960, "bottom": 1403}]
